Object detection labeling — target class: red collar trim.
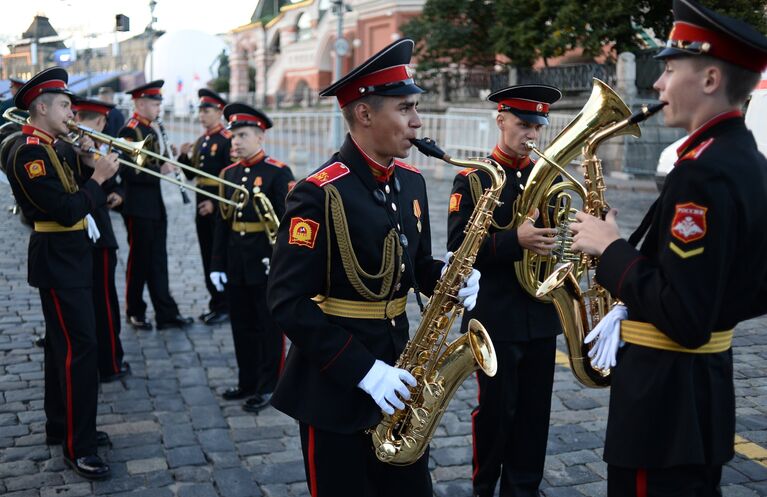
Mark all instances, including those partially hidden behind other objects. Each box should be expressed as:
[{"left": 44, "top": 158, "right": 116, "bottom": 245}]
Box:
[
  {"left": 676, "top": 110, "right": 742, "bottom": 158},
  {"left": 351, "top": 135, "right": 394, "bottom": 183},
  {"left": 206, "top": 123, "right": 224, "bottom": 136},
  {"left": 497, "top": 98, "right": 549, "bottom": 114},
  {"left": 492, "top": 145, "right": 531, "bottom": 170},
  {"left": 242, "top": 150, "right": 265, "bottom": 166},
  {"left": 337, "top": 65, "right": 412, "bottom": 108},
  {"left": 669, "top": 22, "right": 767, "bottom": 73},
  {"left": 131, "top": 113, "right": 152, "bottom": 127},
  {"left": 21, "top": 124, "right": 54, "bottom": 145}
]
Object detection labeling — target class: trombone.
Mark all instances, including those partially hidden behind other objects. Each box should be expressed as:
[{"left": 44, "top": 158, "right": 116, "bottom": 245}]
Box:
[{"left": 2, "top": 107, "right": 250, "bottom": 209}]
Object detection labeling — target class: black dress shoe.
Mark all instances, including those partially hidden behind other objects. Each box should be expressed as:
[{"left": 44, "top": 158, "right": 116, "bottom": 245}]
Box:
[
  {"left": 64, "top": 454, "right": 111, "bottom": 480},
  {"left": 156, "top": 315, "right": 194, "bottom": 330},
  {"left": 47, "top": 430, "right": 111, "bottom": 447},
  {"left": 203, "top": 310, "right": 229, "bottom": 325},
  {"left": 34, "top": 335, "right": 46, "bottom": 347},
  {"left": 242, "top": 392, "right": 272, "bottom": 413},
  {"left": 100, "top": 362, "right": 131, "bottom": 383},
  {"left": 128, "top": 316, "right": 153, "bottom": 331},
  {"left": 222, "top": 387, "right": 257, "bottom": 400}
]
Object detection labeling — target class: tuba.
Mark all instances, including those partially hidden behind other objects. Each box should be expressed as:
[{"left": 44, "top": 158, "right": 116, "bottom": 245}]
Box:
[{"left": 371, "top": 137, "right": 502, "bottom": 466}]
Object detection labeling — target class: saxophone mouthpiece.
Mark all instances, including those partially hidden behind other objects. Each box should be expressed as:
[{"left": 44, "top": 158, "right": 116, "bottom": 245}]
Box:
[
  {"left": 629, "top": 102, "right": 667, "bottom": 124},
  {"left": 410, "top": 137, "right": 448, "bottom": 161}
]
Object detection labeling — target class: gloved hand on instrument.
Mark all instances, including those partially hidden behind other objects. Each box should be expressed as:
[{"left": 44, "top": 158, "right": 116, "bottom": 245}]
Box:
[
  {"left": 209, "top": 272, "right": 228, "bottom": 292},
  {"left": 86, "top": 214, "right": 100, "bottom": 242},
  {"left": 584, "top": 304, "right": 627, "bottom": 370},
  {"left": 442, "top": 252, "right": 481, "bottom": 311},
  {"left": 357, "top": 359, "right": 417, "bottom": 415}
]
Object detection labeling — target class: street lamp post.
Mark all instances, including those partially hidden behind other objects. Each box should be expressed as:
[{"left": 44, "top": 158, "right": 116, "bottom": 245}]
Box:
[
  {"left": 148, "top": 0, "right": 157, "bottom": 80},
  {"left": 331, "top": 0, "right": 350, "bottom": 149}
]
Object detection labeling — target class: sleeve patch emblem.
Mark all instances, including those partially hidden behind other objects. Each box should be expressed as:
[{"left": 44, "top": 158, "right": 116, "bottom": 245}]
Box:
[
  {"left": 24, "top": 160, "right": 46, "bottom": 179},
  {"left": 289, "top": 217, "right": 320, "bottom": 249},
  {"left": 670, "top": 202, "right": 707, "bottom": 243},
  {"left": 449, "top": 193, "right": 462, "bottom": 213}
]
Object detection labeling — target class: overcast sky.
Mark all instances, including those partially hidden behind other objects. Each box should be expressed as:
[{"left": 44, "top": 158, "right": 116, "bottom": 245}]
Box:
[{"left": 0, "top": 0, "right": 256, "bottom": 53}]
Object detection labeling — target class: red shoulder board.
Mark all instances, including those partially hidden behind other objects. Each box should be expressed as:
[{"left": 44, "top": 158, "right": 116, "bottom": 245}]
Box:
[
  {"left": 219, "top": 129, "right": 232, "bottom": 139},
  {"left": 458, "top": 168, "right": 477, "bottom": 176},
  {"left": 265, "top": 157, "right": 288, "bottom": 168},
  {"left": 306, "top": 162, "right": 350, "bottom": 187},
  {"left": 26, "top": 137, "right": 40, "bottom": 145},
  {"left": 126, "top": 118, "right": 139, "bottom": 129},
  {"left": 679, "top": 138, "right": 714, "bottom": 163},
  {"left": 395, "top": 160, "right": 420, "bottom": 174}
]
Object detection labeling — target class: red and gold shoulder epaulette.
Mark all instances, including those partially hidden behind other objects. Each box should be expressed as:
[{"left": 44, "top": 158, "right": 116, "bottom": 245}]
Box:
[
  {"left": 265, "top": 156, "right": 288, "bottom": 168},
  {"left": 219, "top": 128, "right": 232, "bottom": 139},
  {"left": 306, "top": 162, "right": 350, "bottom": 187},
  {"left": 394, "top": 160, "right": 420, "bottom": 174},
  {"left": 458, "top": 168, "right": 477, "bottom": 176},
  {"left": 126, "top": 118, "right": 139, "bottom": 129},
  {"left": 26, "top": 136, "right": 40, "bottom": 145},
  {"left": 679, "top": 138, "right": 714, "bottom": 163}
]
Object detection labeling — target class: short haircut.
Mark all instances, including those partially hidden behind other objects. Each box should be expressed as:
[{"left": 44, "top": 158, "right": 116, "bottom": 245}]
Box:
[
  {"left": 28, "top": 93, "right": 58, "bottom": 118},
  {"left": 341, "top": 94, "right": 388, "bottom": 130},
  {"left": 691, "top": 56, "right": 762, "bottom": 105}
]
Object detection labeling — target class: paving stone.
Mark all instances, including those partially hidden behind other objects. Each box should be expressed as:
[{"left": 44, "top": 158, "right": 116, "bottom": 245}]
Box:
[
  {"left": 249, "top": 460, "right": 306, "bottom": 485},
  {"left": 6, "top": 472, "right": 63, "bottom": 491},
  {"left": 213, "top": 467, "right": 263, "bottom": 497},
  {"left": 40, "top": 482, "right": 94, "bottom": 497},
  {"left": 178, "top": 483, "right": 219, "bottom": 497},
  {"left": 167, "top": 446, "right": 208, "bottom": 468},
  {"left": 198, "top": 429, "right": 236, "bottom": 452},
  {"left": 127, "top": 457, "right": 168, "bottom": 474}
]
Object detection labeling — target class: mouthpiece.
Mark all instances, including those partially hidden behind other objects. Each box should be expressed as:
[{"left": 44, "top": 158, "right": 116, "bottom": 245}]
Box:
[
  {"left": 628, "top": 102, "right": 667, "bottom": 125},
  {"left": 410, "top": 137, "right": 447, "bottom": 161}
]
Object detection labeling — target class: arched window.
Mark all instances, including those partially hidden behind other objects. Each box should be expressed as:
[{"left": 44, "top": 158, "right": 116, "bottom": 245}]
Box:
[{"left": 296, "top": 13, "right": 312, "bottom": 42}]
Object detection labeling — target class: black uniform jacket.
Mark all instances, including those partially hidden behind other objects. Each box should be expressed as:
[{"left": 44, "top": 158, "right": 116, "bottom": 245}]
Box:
[
  {"left": 447, "top": 148, "right": 561, "bottom": 342},
  {"left": 8, "top": 125, "right": 106, "bottom": 288},
  {"left": 267, "top": 135, "right": 444, "bottom": 433},
  {"left": 595, "top": 112, "right": 767, "bottom": 468},
  {"left": 117, "top": 114, "right": 166, "bottom": 220},
  {"left": 55, "top": 141, "right": 120, "bottom": 249},
  {"left": 178, "top": 123, "right": 232, "bottom": 205},
  {"left": 211, "top": 151, "right": 294, "bottom": 286}
]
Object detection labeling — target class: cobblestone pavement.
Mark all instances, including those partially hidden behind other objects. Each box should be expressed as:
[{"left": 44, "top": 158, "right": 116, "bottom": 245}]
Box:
[{"left": 0, "top": 167, "right": 765, "bottom": 497}]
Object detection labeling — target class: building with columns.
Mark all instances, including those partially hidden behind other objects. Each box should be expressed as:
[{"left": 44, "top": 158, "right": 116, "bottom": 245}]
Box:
[{"left": 229, "top": 0, "right": 425, "bottom": 107}]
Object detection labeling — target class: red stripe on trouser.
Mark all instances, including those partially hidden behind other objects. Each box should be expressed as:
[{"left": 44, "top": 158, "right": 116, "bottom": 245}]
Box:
[
  {"left": 103, "top": 249, "right": 119, "bottom": 373},
  {"left": 308, "top": 426, "right": 319, "bottom": 496},
  {"left": 471, "top": 408, "right": 480, "bottom": 481},
  {"left": 50, "top": 289, "right": 75, "bottom": 459},
  {"left": 278, "top": 333, "right": 286, "bottom": 375},
  {"left": 125, "top": 218, "right": 134, "bottom": 310},
  {"left": 636, "top": 468, "right": 647, "bottom": 497}
]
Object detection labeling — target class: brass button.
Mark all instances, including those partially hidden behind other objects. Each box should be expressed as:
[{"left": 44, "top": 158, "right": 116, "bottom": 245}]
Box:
[
  {"left": 516, "top": 171, "right": 522, "bottom": 178},
  {"left": 242, "top": 176, "right": 248, "bottom": 182},
  {"left": 245, "top": 168, "right": 251, "bottom": 173},
  {"left": 240, "top": 231, "right": 245, "bottom": 236},
  {"left": 391, "top": 203, "right": 397, "bottom": 212},
  {"left": 237, "top": 212, "right": 243, "bottom": 218},
  {"left": 385, "top": 185, "right": 390, "bottom": 194},
  {"left": 400, "top": 263, "right": 406, "bottom": 273},
  {"left": 239, "top": 193, "right": 245, "bottom": 199},
  {"left": 200, "top": 155, "right": 205, "bottom": 160}
]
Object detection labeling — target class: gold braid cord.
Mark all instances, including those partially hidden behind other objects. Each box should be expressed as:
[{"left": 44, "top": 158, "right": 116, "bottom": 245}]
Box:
[
  {"left": 324, "top": 184, "right": 402, "bottom": 301},
  {"left": 468, "top": 169, "right": 514, "bottom": 231},
  {"left": 44, "top": 146, "right": 78, "bottom": 193},
  {"left": 218, "top": 172, "right": 238, "bottom": 221}
]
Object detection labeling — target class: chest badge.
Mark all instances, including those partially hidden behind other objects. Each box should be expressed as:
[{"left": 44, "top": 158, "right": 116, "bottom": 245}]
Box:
[
  {"left": 210, "top": 143, "right": 218, "bottom": 156},
  {"left": 670, "top": 202, "right": 707, "bottom": 243},
  {"left": 413, "top": 199, "right": 422, "bottom": 233}
]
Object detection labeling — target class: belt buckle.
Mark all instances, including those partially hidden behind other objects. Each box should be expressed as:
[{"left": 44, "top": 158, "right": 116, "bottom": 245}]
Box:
[{"left": 385, "top": 300, "right": 398, "bottom": 319}]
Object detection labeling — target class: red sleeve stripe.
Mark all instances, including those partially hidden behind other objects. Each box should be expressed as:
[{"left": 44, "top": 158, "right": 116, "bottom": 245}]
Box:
[{"left": 319, "top": 335, "right": 352, "bottom": 372}]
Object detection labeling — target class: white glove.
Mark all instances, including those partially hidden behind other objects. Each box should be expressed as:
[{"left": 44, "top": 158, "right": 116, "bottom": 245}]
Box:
[
  {"left": 441, "top": 252, "right": 482, "bottom": 311},
  {"left": 584, "top": 304, "right": 627, "bottom": 370},
  {"left": 357, "top": 359, "right": 417, "bottom": 415},
  {"left": 209, "top": 271, "right": 228, "bottom": 292},
  {"left": 86, "top": 214, "right": 100, "bottom": 242}
]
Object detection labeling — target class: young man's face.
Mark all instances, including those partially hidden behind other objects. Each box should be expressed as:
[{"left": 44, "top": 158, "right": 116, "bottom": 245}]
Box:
[
  {"left": 199, "top": 107, "right": 222, "bottom": 129},
  {"left": 497, "top": 112, "right": 542, "bottom": 158},
  {"left": 654, "top": 57, "right": 707, "bottom": 131},
  {"left": 369, "top": 94, "right": 422, "bottom": 160},
  {"left": 231, "top": 126, "right": 264, "bottom": 159},
  {"left": 37, "top": 93, "right": 74, "bottom": 136},
  {"left": 135, "top": 98, "right": 162, "bottom": 121}
]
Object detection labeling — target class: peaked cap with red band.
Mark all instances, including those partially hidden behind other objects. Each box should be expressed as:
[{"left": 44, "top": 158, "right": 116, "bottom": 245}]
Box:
[
  {"left": 223, "top": 102, "right": 273, "bottom": 131},
  {"left": 319, "top": 38, "right": 424, "bottom": 108},
  {"left": 9, "top": 77, "right": 26, "bottom": 90},
  {"left": 487, "top": 84, "right": 562, "bottom": 125},
  {"left": 656, "top": 0, "right": 767, "bottom": 73},
  {"left": 125, "top": 80, "right": 164, "bottom": 100},
  {"left": 198, "top": 88, "right": 226, "bottom": 110},
  {"left": 14, "top": 67, "right": 73, "bottom": 111},
  {"left": 72, "top": 97, "right": 115, "bottom": 116}
]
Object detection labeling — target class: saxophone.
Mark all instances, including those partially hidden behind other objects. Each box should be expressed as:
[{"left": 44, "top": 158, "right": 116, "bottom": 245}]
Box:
[
  {"left": 371, "top": 137, "right": 503, "bottom": 466},
  {"left": 532, "top": 101, "right": 667, "bottom": 388}
]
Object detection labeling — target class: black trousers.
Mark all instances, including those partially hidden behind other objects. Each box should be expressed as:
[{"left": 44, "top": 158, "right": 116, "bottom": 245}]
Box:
[
  {"left": 228, "top": 283, "right": 284, "bottom": 394},
  {"left": 298, "top": 423, "right": 433, "bottom": 497},
  {"left": 92, "top": 247, "right": 124, "bottom": 376},
  {"left": 40, "top": 288, "right": 99, "bottom": 459},
  {"left": 124, "top": 215, "right": 179, "bottom": 323},
  {"left": 196, "top": 212, "right": 227, "bottom": 313},
  {"left": 608, "top": 464, "right": 723, "bottom": 497},
  {"left": 472, "top": 337, "right": 557, "bottom": 497}
]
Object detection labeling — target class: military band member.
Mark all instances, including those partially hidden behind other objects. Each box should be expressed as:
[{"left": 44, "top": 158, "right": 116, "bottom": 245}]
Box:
[
  {"left": 267, "top": 39, "right": 480, "bottom": 497},
  {"left": 6, "top": 67, "right": 118, "bottom": 479},
  {"left": 118, "top": 80, "right": 193, "bottom": 331},
  {"left": 55, "top": 97, "right": 130, "bottom": 382},
  {"left": 96, "top": 87, "right": 125, "bottom": 138},
  {"left": 210, "top": 103, "right": 294, "bottom": 412},
  {"left": 448, "top": 85, "right": 562, "bottom": 497},
  {"left": 0, "top": 77, "right": 25, "bottom": 124},
  {"left": 570, "top": 1, "right": 767, "bottom": 495},
  {"left": 178, "top": 89, "right": 232, "bottom": 325}
]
